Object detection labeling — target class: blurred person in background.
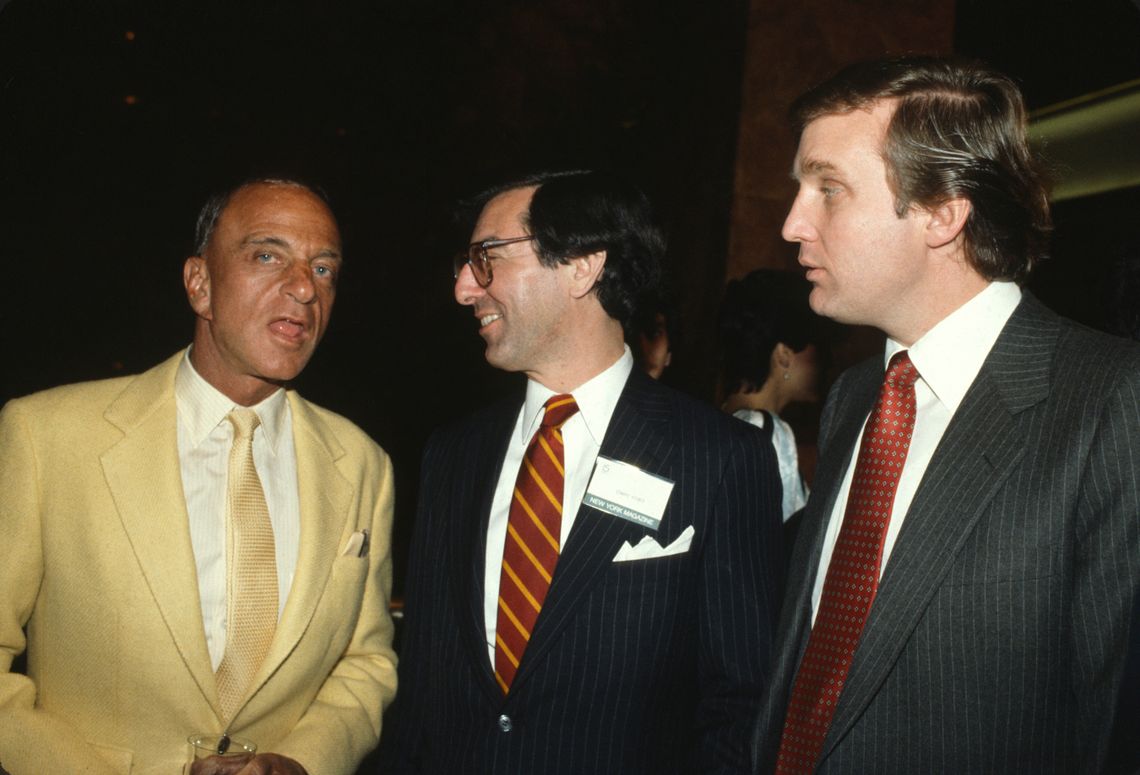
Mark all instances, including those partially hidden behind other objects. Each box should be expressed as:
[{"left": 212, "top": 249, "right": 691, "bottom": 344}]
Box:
[
  {"left": 719, "top": 269, "right": 829, "bottom": 526},
  {"left": 629, "top": 291, "right": 680, "bottom": 380}
]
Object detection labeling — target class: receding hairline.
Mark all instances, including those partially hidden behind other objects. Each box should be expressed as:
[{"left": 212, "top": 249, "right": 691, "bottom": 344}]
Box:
[
  {"left": 226, "top": 180, "right": 334, "bottom": 213},
  {"left": 469, "top": 184, "right": 538, "bottom": 243},
  {"left": 790, "top": 100, "right": 897, "bottom": 179},
  {"left": 480, "top": 183, "right": 539, "bottom": 213},
  {"left": 193, "top": 176, "right": 334, "bottom": 256}
]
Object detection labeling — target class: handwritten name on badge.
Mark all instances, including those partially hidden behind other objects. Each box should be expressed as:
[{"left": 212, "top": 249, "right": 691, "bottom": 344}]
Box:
[{"left": 583, "top": 456, "right": 674, "bottom": 530}]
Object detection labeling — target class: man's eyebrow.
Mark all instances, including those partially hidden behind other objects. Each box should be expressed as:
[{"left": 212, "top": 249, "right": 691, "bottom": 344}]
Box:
[
  {"left": 469, "top": 234, "right": 505, "bottom": 245},
  {"left": 791, "top": 157, "right": 838, "bottom": 180},
  {"left": 243, "top": 235, "right": 290, "bottom": 249},
  {"left": 243, "top": 235, "right": 343, "bottom": 260}
]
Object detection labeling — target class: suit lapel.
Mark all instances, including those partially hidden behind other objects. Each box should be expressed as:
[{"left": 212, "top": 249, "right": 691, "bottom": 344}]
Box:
[
  {"left": 758, "top": 360, "right": 881, "bottom": 765},
  {"left": 102, "top": 359, "right": 378, "bottom": 721},
  {"left": 820, "top": 296, "right": 1057, "bottom": 759},
  {"left": 249, "top": 393, "right": 351, "bottom": 693},
  {"left": 793, "top": 366, "right": 880, "bottom": 616},
  {"left": 100, "top": 353, "right": 219, "bottom": 710},
  {"left": 780, "top": 366, "right": 878, "bottom": 640},
  {"left": 449, "top": 398, "right": 520, "bottom": 700},
  {"left": 509, "top": 370, "right": 673, "bottom": 693}
]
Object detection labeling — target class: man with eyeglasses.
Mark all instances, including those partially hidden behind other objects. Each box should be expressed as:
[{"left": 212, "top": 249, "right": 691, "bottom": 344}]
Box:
[{"left": 378, "top": 170, "right": 783, "bottom": 774}]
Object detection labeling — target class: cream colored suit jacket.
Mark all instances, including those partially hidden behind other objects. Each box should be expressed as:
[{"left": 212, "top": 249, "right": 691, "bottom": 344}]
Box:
[{"left": 0, "top": 352, "right": 397, "bottom": 775}]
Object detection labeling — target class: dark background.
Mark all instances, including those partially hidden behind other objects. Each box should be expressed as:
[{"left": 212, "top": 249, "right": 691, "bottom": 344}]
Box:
[{"left": 2, "top": 0, "right": 1139, "bottom": 590}]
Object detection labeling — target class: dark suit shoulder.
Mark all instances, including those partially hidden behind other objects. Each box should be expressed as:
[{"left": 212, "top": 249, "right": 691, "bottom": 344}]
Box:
[
  {"left": 423, "top": 390, "right": 523, "bottom": 455},
  {"left": 623, "top": 369, "right": 769, "bottom": 445},
  {"left": 991, "top": 294, "right": 1140, "bottom": 413},
  {"left": 1051, "top": 310, "right": 1140, "bottom": 374}
]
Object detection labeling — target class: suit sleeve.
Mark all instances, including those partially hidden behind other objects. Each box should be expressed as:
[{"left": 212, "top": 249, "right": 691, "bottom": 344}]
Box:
[
  {"left": 0, "top": 399, "right": 120, "bottom": 775},
  {"left": 1072, "top": 361, "right": 1140, "bottom": 770},
  {"left": 273, "top": 441, "right": 400, "bottom": 775},
  {"left": 696, "top": 423, "right": 784, "bottom": 773}
]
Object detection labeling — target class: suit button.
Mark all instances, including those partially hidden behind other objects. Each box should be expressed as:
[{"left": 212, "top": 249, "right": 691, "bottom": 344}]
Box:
[{"left": 497, "top": 714, "right": 513, "bottom": 733}]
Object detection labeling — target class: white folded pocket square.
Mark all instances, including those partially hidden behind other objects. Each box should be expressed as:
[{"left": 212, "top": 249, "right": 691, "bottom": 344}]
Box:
[
  {"left": 341, "top": 530, "right": 370, "bottom": 558},
  {"left": 612, "top": 525, "right": 695, "bottom": 562}
]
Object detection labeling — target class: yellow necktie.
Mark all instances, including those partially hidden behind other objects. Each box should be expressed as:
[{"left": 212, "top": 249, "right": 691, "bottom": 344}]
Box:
[{"left": 215, "top": 408, "right": 278, "bottom": 722}]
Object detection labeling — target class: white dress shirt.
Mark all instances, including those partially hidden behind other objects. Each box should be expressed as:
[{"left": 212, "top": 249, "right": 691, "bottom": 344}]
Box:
[
  {"left": 810, "top": 282, "right": 1022, "bottom": 621},
  {"left": 483, "top": 346, "right": 634, "bottom": 664},
  {"left": 175, "top": 350, "right": 301, "bottom": 669}
]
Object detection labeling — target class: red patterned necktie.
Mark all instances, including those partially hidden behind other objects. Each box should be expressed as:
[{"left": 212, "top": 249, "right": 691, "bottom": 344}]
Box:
[
  {"left": 776, "top": 351, "right": 920, "bottom": 773},
  {"left": 494, "top": 394, "right": 580, "bottom": 694}
]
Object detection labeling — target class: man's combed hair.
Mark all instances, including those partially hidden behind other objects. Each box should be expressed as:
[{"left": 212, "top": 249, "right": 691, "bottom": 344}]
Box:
[
  {"left": 791, "top": 56, "right": 1052, "bottom": 283},
  {"left": 471, "top": 170, "right": 666, "bottom": 329}
]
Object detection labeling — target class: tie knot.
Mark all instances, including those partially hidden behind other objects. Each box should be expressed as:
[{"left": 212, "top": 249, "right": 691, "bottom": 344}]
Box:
[
  {"left": 884, "top": 351, "right": 919, "bottom": 390},
  {"left": 227, "top": 408, "right": 261, "bottom": 440},
  {"left": 541, "top": 394, "right": 579, "bottom": 429}
]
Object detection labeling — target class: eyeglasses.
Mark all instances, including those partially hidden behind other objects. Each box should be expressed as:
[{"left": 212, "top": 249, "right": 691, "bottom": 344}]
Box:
[{"left": 453, "top": 235, "right": 535, "bottom": 288}]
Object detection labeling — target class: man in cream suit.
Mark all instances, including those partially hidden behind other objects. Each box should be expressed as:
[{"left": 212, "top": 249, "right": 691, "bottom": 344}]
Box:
[
  {"left": 754, "top": 57, "right": 1140, "bottom": 773},
  {"left": 380, "top": 171, "right": 783, "bottom": 773},
  {"left": 0, "top": 179, "right": 398, "bottom": 775}
]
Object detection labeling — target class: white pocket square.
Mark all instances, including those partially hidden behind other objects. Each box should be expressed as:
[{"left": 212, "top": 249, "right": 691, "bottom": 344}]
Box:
[
  {"left": 340, "top": 530, "right": 370, "bottom": 558},
  {"left": 612, "top": 525, "right": 695, "bottom": 562}
]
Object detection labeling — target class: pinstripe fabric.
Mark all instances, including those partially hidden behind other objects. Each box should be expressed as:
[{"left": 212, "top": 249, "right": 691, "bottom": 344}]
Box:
[
  {"left": 379, "top": 370, "right": 784, "bottom": 774},
  {"left": 753, "top": 294, "right": 1140, "bottom": 774}
]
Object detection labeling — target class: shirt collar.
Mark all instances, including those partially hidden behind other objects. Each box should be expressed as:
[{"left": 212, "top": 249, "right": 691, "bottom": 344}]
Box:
[
  {"left": 175, "top": 347, "right": 289, "bottom": 453},
  {"left": 520, "top": 345, "right": 635, "bottom": 446},
  {"left": 886, "top": 281, "right": 1021, "bottom": 413}
]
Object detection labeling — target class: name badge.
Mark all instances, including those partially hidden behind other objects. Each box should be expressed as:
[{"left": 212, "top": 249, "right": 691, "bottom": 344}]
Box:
[{"left": 583, "top": 456, "right": 674, "bottom": 530}]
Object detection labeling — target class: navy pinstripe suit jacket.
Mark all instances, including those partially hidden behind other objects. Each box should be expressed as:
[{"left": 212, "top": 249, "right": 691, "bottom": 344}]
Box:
[
  {"left": 379, "top": 369, "right": 783, "bottom": 774},
  {"left": 753, "top": 294, "right": 1140, "bottom": 774}
]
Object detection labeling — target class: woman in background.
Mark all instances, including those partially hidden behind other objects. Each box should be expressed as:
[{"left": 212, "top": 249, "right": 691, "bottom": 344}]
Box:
[{"left": 718, "top": 269, "right": 827, "bottom": 524}]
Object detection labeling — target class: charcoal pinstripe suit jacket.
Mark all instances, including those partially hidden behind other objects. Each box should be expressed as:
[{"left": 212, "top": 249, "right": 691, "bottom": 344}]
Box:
[
  {"left": 753, "top": 294, "right": 1140, "bottom": 774},
  {"left": 380, "top": 368, "right": 784, "bottom": 774}
]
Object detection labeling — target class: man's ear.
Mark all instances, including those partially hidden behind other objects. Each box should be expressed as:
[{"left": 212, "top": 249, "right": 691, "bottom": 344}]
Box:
[
  {"left": 183, "top": 256, "right": 213, "bottom": 319},
  {"left": 924, "top": 196, "right": 971, "bottom": 250},
  {"left": 566, "top": 250, "right": 607, "bottom": 299}
]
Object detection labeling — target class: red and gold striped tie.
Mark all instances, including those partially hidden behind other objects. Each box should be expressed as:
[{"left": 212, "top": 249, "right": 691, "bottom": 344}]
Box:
[{"left": 494, "top": 394, "right": 580, "bottom": 694}]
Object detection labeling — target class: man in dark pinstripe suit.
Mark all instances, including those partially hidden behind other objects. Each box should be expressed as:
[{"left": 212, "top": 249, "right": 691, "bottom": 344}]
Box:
[
  {"left": 753, "top": 57, "right": 1140, "bottom": 774},
  {"left": 379, "top": 171, "right": 784, "bottom": 773}
]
